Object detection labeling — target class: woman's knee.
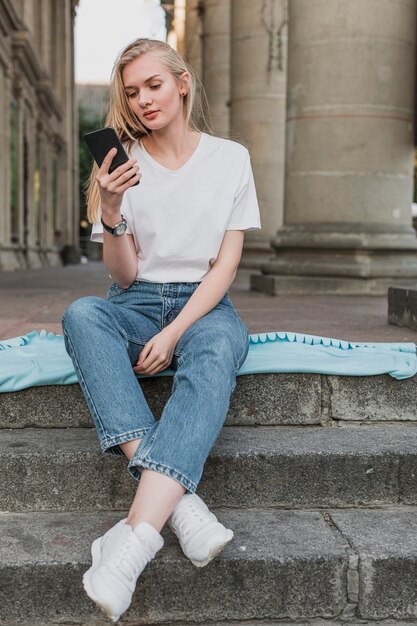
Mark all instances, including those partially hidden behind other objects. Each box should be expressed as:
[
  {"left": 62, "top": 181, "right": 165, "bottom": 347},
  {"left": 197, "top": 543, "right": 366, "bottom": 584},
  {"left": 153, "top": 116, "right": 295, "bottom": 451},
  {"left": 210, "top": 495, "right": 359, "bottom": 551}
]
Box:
[{"left": 62, "top": 296, "right": 108, "bottom": 332}]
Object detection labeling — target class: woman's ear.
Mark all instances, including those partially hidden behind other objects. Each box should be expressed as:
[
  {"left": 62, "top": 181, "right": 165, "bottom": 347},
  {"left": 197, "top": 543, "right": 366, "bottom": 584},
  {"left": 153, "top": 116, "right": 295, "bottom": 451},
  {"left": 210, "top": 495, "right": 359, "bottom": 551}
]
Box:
[{"left": 179, "top": 71, "right": 190, "bottom": 96}]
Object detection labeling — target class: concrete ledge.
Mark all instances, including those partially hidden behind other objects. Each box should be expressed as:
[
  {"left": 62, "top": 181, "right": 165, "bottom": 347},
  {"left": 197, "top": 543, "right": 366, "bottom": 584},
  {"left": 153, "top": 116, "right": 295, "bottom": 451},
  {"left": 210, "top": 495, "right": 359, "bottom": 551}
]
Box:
[
  {"left": 326, "top": 374, "right": 417, "bottom": 422},
  {"left": 0, "top": 509, "right": 347, "bottom": 624},
  {"left": 1, "top": 426, "right": 417, "bottom": 511},
  {"left": 388, "top": 286, "right": 417, "bottom": 330},
  {"left": 0, "top": 374, "right": 323, "bottom": 428},
  {"left": 1, "top": 371, "right": 416, "bottom": 429}
]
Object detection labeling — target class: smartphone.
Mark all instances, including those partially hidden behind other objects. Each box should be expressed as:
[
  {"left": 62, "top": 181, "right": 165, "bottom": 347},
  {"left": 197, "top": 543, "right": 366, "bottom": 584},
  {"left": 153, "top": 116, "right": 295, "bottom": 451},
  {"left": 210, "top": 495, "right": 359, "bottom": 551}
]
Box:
[{"left": 83, "top": 126, "right": 139, "bottom": 186}]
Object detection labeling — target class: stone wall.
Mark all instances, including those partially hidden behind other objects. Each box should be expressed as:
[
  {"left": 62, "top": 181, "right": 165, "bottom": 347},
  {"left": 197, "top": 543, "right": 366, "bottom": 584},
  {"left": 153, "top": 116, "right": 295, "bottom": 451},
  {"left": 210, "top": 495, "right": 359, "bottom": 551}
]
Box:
[{"left": 0, "top": 0, "right": 80, "bottom": 271}]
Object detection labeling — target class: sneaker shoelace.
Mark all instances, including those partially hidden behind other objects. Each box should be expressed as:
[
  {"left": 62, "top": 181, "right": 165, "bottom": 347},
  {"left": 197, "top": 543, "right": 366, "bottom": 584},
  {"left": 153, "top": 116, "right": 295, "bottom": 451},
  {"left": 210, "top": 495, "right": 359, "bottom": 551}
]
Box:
[
  {"left": 109, "top": 535, "right": 151, "bottom": 585},
  {"left": 175, "top": 501, "right": 215, "bottom": 539}
]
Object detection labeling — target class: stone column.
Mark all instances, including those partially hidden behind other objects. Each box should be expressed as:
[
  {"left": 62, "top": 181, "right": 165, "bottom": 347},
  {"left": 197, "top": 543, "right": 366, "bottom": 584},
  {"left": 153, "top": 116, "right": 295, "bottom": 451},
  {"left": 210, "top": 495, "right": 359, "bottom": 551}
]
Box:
[
  {"left": 253, "top": 0, "right": 417, "bottom": 295},
  {"left": 61, "top": 0, "right": 80, "bottom": 263},
  {"left": 173, "top": 0, "right": 186, "bottom": 56},
  {"left": 25, "top": 110, "right": 43, "bottom": 269},
  {"left": 200, "top": 0, "right": 231, "bottom": 136},
  {"left": 230, "top": 0, "right": 288, "bottom": 272},
  {"left": 184, "top": 0, "right": 203, "bottom": 78}
]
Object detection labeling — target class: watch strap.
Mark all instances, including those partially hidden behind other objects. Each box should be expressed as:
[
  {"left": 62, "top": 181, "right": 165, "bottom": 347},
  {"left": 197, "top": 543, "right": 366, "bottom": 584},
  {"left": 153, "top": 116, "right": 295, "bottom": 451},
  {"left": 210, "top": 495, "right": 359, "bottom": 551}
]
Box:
[{"left": 100, "top": 215, "right": 127, "bottom": 236}]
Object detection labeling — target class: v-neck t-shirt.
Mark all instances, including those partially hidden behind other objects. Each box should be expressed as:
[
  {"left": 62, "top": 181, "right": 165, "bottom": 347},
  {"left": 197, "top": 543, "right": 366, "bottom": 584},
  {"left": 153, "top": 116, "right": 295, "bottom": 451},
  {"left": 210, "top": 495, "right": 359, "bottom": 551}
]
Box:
[{"left": 91, "top": 132, "right": 262, "bottom": 283}]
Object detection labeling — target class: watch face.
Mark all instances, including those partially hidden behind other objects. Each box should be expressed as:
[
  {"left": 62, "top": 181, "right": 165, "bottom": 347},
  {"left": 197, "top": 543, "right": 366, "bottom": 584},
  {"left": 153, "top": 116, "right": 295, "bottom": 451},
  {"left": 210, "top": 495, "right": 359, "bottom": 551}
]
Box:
[{"left": 114, "top": 222, "right": 127, "bottom": 236}]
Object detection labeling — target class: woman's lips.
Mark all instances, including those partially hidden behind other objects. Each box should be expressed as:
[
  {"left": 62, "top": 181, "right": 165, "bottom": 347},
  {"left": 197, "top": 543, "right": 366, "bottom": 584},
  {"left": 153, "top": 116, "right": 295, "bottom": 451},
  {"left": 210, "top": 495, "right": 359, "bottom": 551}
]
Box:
[{"left": 144, "top": 111, "right": 159, "bottom": 119}]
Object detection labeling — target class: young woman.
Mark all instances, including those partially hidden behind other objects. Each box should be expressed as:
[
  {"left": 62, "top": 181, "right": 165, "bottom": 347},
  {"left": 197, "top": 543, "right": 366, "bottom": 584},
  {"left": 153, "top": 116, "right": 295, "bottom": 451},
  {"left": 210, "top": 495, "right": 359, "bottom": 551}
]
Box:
[{"left": 62, "top": 38, "right": 261, "bottom": 622}]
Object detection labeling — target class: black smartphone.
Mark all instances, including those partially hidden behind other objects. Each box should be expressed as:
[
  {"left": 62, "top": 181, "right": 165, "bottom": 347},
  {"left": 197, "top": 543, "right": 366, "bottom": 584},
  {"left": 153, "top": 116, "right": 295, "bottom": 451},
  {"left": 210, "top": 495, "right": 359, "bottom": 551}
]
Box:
[{"left": 83, "top": 126, "right": 139, "bottom": 186}]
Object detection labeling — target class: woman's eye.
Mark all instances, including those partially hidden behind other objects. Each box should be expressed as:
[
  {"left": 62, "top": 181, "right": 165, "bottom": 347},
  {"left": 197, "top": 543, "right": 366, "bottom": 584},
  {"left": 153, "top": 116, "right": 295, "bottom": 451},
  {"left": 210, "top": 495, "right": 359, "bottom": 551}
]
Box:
[{"left": 127, "top": 85, "right": 160, "bottom": 98}]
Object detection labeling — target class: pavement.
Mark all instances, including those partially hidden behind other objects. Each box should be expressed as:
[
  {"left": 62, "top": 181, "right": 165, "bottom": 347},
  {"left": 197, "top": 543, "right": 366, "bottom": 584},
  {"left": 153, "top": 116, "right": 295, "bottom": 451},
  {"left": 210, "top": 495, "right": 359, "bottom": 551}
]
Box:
[{"left": 1, "top": 261, "right": 417, "bottom": 344}]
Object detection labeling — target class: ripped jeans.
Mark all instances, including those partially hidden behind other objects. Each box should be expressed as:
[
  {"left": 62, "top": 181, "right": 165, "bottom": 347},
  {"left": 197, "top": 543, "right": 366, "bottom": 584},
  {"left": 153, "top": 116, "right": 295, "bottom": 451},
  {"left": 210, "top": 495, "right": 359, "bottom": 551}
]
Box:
[{"left": 61, "top": 280, "right": 250, "bottom": 493}]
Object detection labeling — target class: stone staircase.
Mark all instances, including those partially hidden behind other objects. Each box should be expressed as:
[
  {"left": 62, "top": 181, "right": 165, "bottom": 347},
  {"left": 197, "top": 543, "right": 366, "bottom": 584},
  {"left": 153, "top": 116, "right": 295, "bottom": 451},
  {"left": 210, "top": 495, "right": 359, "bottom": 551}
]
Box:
[{"left": 1, "top": 372, "right": 417, "bottom": 625}]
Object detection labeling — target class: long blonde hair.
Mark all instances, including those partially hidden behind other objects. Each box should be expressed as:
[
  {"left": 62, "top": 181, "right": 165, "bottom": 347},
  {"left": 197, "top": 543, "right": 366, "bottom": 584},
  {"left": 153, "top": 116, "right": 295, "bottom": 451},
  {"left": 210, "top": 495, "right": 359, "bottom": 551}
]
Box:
[{"left": 86, "top": 38, "right": 213, "bottom": 223}]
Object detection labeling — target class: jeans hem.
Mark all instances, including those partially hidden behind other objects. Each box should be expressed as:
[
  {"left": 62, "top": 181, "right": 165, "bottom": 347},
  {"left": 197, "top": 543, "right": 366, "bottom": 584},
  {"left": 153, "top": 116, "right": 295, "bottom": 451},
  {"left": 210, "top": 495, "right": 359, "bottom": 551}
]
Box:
[
  {"left": 127, "top": 457, "right": 197, "bottom": 493},
  {"left": 101, "top": 427, "right": 154, "bottom": 456}
]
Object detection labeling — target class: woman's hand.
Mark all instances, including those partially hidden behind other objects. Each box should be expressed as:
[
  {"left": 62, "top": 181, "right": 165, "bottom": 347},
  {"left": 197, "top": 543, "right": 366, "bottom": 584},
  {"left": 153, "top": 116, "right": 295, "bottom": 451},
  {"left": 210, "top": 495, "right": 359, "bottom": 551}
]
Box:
[
  {"left": 133, "top": 326, "right": 181, "bottom": 376},
  {"left": 96, "top": 147, "right": 141, "bottom": 215}
]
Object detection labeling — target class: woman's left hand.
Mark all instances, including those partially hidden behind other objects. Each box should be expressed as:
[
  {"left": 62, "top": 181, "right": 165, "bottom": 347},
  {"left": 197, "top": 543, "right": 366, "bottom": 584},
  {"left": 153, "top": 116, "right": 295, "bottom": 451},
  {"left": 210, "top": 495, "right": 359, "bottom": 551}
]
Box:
[{"left": 133, "top": 326, "right": 181, "bottom": 376}]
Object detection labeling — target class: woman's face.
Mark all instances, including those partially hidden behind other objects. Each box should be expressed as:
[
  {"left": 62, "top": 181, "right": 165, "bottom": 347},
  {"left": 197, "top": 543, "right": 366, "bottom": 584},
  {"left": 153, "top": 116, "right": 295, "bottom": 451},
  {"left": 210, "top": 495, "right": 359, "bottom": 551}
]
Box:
[{"left": 122, "top": 53, "right": 187, "bottom": 131}]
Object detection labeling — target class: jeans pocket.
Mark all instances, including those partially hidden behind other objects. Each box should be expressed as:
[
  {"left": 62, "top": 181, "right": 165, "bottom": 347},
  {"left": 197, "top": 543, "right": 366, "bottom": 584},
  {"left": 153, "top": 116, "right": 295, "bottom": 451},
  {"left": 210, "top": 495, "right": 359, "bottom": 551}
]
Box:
[{"left": 106, "top": 282, "right": 130, "bottom": 299}]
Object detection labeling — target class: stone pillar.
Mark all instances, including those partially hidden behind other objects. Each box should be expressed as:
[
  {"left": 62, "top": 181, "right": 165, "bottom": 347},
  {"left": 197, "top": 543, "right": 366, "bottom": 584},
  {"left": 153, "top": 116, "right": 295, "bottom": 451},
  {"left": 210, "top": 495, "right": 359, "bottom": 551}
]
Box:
[
  {"left": 173, "top": 0, "right": 186, "bottom": 55},
  {"left": 62, "top": 0, "right": 80, "bottom": 264},
  {"left": 25, "top": 110, "right": 43, "bottom": 269},
  {"left": 200, "top": 0, "right": 231, "bottom": 137},
  {"left": 0, "top": 69, "right": 7, "bottom": 262},
  {"left": 253, "top": 0, "right": 417, "bottom": 295},
  {"left": 230, "top": 0, "right": 288, "bottom": 273},
  {"left": 184, "top": 0, "right": 203, "bottom": 79}
]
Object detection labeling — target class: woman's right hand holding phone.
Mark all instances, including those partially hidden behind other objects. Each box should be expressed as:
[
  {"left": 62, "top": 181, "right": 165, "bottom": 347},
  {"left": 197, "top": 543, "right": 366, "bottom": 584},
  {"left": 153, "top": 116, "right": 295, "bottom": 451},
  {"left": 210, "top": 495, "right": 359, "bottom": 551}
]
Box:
[{"left": 96, "top": 147, "right": 141, "bottom": 216}]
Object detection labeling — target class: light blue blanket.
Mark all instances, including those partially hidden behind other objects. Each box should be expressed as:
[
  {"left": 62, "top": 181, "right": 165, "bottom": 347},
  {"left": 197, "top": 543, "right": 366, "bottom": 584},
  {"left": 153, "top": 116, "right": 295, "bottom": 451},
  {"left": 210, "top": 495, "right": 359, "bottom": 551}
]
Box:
[{"left": 0, "top": 329, "right": 416, "bottom": 393}]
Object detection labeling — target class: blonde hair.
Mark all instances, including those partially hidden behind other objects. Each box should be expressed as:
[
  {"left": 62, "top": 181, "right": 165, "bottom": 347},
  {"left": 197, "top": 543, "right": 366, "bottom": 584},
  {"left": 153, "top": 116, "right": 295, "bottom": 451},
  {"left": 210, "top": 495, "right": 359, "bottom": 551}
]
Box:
[{"left": 86, "top": 38, "right": 213, "bottom": 223}]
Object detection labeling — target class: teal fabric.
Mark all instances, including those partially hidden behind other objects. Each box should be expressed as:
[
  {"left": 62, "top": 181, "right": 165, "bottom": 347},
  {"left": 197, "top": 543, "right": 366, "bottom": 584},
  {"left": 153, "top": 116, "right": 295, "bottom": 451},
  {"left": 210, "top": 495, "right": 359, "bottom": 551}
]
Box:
[{"left": 0, "top": 328, "right": 416, "bottom": 393}]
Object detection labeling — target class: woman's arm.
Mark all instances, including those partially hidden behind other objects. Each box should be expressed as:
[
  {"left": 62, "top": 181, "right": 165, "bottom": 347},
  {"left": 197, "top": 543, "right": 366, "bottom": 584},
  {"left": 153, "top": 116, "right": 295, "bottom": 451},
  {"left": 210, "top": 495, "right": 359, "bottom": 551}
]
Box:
[
  {"left": 97, "top": 148, "right": 141, "bottom": 287},
  {"left": 102, "top": 230, "right": 138, "bottom": 288},
  {"left": 168, "top": 230, "right": 245, "bottom": 339}
]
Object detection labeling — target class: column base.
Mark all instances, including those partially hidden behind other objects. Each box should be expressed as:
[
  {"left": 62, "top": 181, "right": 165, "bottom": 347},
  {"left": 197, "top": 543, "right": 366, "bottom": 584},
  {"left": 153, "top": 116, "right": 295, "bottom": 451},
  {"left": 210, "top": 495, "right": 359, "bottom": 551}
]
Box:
[
  {"left": 239, "top": 232, "right": 273, "bottom": 270},
  {"left": 0, "top": 247, "right": 26, "bottom": 271},
  {"left": 46, "top": 248, "right": 64, "bottom": 267},
  {"left": 251, "top": 274, "right": 417, "bottom": 296},
  {"left": 253, "top": 223, "right": 417, "bottom": 295}
]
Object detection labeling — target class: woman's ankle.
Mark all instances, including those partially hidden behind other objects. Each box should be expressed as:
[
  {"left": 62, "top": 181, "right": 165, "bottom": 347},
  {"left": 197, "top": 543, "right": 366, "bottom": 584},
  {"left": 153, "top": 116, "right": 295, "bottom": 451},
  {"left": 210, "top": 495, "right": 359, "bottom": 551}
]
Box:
[{"left": 119, "top": 438, "right": 142, "bottom": 460}]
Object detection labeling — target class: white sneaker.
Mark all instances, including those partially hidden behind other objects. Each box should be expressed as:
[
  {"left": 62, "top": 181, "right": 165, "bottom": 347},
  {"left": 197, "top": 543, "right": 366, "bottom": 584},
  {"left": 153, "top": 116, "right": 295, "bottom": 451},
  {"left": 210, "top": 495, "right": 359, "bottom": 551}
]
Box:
[
  {"left": 82, "top": 518, "right": 163, "bottom": 622},
  {"left": 168, "top": 493, "right": 234, "bottom": 567}
]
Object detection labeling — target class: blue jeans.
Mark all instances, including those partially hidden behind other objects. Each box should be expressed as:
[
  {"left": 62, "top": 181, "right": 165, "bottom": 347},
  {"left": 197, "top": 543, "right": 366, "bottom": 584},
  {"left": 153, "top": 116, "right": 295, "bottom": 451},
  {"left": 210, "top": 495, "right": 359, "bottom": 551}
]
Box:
[{"left": 61, "top": 280, "right": 250, "bottom": 493}]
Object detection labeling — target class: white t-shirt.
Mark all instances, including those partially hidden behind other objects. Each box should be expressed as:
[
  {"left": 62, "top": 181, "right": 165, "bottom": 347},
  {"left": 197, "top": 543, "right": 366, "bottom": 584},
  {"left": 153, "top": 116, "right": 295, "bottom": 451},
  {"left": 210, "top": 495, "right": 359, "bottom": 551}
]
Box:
[{"left": 91, "top": 132, "right": 262, "bottom": 283}]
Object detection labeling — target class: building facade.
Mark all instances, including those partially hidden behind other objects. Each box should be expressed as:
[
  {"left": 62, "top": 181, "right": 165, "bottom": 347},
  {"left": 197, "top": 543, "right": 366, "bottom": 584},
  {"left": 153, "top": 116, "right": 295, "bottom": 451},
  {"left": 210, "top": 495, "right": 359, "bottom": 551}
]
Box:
[
  {"left": 173, "top": 0, "right": 417, "bottom": 294},
  {"left": 0, "top": 0, "right": 79, "bottom": 271}
]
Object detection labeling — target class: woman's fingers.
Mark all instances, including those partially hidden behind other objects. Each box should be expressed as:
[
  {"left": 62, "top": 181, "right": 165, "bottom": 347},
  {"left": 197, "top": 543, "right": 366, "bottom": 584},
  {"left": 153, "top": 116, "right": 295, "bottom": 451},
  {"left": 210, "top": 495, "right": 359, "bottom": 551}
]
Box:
[
  {"left": 98, "top": 147, "right": 117, "bottom": 177},
  {"left": 116, "top": 171, "right": 141, "bottom": 194},
  {"left": 135, "top": 348, "right": 170, "bottom": 375},
  {"left": 96, "top": 150, "right": 140, "bottom": 189},
  {"left": 108, "top": 160, "right": 139, "bottom": 183}
]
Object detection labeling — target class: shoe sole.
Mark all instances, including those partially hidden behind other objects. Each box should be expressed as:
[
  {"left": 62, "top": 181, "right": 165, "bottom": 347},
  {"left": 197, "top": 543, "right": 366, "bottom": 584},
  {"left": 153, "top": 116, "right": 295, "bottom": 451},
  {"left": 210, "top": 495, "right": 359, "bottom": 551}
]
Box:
[
  {"left": 188, "top": 529, "right": 234, "bottom": 568},
  {"left": 82, "top": 537, "right": 122, "bottom": 623}
]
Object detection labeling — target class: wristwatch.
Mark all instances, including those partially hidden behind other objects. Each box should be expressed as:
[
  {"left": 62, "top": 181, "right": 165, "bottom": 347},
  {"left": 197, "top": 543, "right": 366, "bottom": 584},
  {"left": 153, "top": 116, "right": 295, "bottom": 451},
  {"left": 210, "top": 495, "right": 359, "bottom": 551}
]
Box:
[{"left": 101, "top": 215, "right": 128, "bottom": 237}]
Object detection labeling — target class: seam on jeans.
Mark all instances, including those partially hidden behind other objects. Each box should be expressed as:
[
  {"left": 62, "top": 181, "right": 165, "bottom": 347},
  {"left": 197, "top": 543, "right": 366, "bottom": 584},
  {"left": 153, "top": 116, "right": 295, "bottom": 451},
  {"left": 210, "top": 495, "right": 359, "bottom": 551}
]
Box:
[
  {"left": 161, "top": 295, "right": 165, "bottom": 330},
  {"left": 128, "top": 457, "right": 197, "bottom": 492},
  {"left": 101, "top": 426, "right": 153, "bottom": 452},
  {"left": 63, "top": 330, "right": 109, "bottom": 440},
  {"left": 125, "top": 336, "right": 146, "bottom": 346},
  {"left": 234, "top": 329, "right": 250, "bottom": 374},
  {"left": 126, "top": 335, "right": 183, "bottom": 358}
]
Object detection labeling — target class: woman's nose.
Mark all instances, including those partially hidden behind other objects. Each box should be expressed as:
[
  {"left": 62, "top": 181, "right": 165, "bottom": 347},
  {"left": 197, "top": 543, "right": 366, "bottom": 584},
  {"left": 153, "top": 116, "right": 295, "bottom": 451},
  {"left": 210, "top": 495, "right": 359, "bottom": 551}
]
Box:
[{"left": 138, "top": 92, "right": 152, "bottom": 107}]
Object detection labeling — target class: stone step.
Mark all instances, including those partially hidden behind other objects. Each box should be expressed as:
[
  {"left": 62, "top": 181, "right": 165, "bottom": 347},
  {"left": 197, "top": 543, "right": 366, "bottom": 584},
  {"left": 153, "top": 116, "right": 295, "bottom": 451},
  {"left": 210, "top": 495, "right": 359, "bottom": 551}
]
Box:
[
  {"left": 1, "top": 507, "right": 417, "bottom": 625},
  {"left": 1, "top": 371, "right": 416, "bottom": 429},
  {"left": 1, "top": 425, "right": 417, "bottom": 511}
]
